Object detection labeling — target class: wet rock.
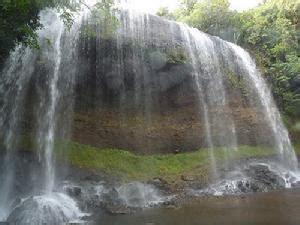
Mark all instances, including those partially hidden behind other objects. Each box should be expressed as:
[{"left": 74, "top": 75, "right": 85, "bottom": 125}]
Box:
[
  {"left": 237, "top": 180, "right": 252, "bottom": 192},
  {"left": 83, "top": 186, "right": 123, "bottom": 210},
  {"left": 245, "top": 164, "right": 286, "bottom": 191},
  {"left": 10, "top": 197, "right": 22, "bottom": 209},
  {"left": 66, "top": 186, "right": 82, "bottom": 197},
  {"left": 84, "top": 194, "right": 102, "bottom": 209},
  {"left": 162, "top": 198, "right": 177, "bottom": 208},
  {"left": 149, "top": 51, "right": 167, "bottom": 70},
  {"left": 148, "top": 177, "right": 170, "bottom": 192},
  {"left": 174, "top": 149, "right": 180, "bottom": 154},
  {"left": 102, "top": 188, "right": 121, "bottom": 204},
  {"left": 105, "top": 204, "right": 133, "bottom": 215},
  {"left": 292, "top": 181, "right": 300, "bottom": 188},
  {"left": 181, "top": 175, "right": 195, "bottom": 182}
]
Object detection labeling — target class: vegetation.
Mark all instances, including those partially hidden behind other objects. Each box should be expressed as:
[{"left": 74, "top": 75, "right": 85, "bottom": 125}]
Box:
[
  {"left": 166, "top": 47, "right": 189, "bottom": 64},
  {"left": 61, "top": 144, "right": 274, "bottom": 181},
  {"left": 158, "top": 0, "right": 300, "bottom": 120},
  {"left": 0, "top": 0, "right": 117, "bottom": 66},
  {"left": 0, "top": 0, "right": 74, "bottom": 65},
  {"left": 175, "top": 0, "right": 241, "bottom": 42},
  {"left": 239, "top": 0, "right": 300, "bottom": 117},
  {"left": 81, "top": 0, "right": 119, "bottom": 39},
  {"left": 226, "top": 69, "right": 249, "bottom": 99},
  {"left": 1, "top": 1, "right": 299, "bottom": 182},
  {"left": 17, "top": 135, "right": 275, "bottom": 181},
  {"left": 1, "top": 0, "right": 298, "bottom": 119}
]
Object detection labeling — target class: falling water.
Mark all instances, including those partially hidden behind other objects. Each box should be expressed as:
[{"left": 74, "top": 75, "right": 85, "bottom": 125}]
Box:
[
  {"left": 178, "top": 24, "right": 238, "bottom": 179},
  {"left": 228, "top": 43, "right": 298, "bottom": 171},
  {"left": 118, "top": 10, "right": 154, "bottom": 150},
  {"left": 35, "top": 11, "right": 64, "bottom": 193},
  {"left": 176, "top": 22, "right": 298, "bottom": 176},
  {"left": 0, "top": 46, "right": 36, "bottom": 220},
  {"left": 0, "top": 1, "right": 298, "bottom": 222},
  {"left": 0, "top": 9, "right": 82, "bottom": 222},
  {"left": 6, "top": 193, "right": 85, "bottom": 225}
]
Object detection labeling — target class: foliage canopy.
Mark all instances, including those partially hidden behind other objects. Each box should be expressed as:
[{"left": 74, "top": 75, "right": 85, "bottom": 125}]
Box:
[
  {"left": 160, "top": 0, "right": 300, "bottom": 117},
  {"left": 0, "top": 0, "right": 117, "bottom": 65}
]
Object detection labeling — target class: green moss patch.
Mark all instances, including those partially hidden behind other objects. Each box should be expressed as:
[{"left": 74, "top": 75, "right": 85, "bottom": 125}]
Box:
[
  {"left": 16, "top": 135, "right": 285, "bottom": 182},
  {"left": 294, "top": 144, "right": 300, "bottom": 154},
  {"left": 56, "top": 142, "right": 274, "bottom": 181}
]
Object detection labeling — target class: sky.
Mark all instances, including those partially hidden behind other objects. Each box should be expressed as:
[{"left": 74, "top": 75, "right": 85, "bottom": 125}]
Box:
[
  {"left": 229, "top": 0, "right": 263, "bottom": 11},
  {"left": 86, "top": 0, "right": 264, "bottom": 14}
]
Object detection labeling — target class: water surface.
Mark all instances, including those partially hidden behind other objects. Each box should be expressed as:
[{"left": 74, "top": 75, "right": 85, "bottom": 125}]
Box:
[{"left": 96, "top": 189, "right": 300, "bottom": 225}]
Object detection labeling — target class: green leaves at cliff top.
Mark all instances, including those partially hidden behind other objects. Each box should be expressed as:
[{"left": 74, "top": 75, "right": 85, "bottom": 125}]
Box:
[
  {"left": 0, "top": 0, "right": 118, "bottom": 65},
  {"left": 83, "top": 0, "right": 120, "bottom": 39},
  {"left": 162, "top": 0, "right": 300, "bottom": 117}
]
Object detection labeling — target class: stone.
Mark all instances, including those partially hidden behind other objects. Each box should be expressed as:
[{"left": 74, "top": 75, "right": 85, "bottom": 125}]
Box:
[
  {"left": 174, "top": 149, "right": 180, "bottom": 154},
  {"left": 101, "top": 188, "right": 120, "bottom": 203},
  {"left": 181, "top": 175, "right": 195, "bottom": 182},
  {"left": 245, "top": 164, "right": 286, "bottom": 191},
  {"left": 292, "top": 181, "right": 300, "bottom": 188},
  {"left": 66, "top": 186, "right": 82, "bottom": 197},
  {"left": 105, "top": 204, "right": 133, "bottom": 215},
  {"left": 148, "top": 177, "right": 170, "bottom": 191}
]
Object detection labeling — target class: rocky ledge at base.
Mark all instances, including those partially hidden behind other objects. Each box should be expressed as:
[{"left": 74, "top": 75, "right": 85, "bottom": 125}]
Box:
[
  {"left": 1, "top": 151, "right": 300, "bottom": 221},
  {"left": 55, "top": 158, "right": 300, "bottom": 217}
]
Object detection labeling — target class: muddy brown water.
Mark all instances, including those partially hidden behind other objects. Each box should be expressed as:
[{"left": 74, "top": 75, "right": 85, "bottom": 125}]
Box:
[{"left": 94, "top": 189, "right": 300, "bottom": 225}]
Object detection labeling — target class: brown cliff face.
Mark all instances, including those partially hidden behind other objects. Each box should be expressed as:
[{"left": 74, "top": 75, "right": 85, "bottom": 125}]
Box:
[
  {"left": 15, "top": 11, "right": 277, "bottom": 154},
  {"left": 63, "top": 12, "right": 274, "bottom": 154},
  {"left": 71, "top": 75, "right": 274, "bottom": 154}
]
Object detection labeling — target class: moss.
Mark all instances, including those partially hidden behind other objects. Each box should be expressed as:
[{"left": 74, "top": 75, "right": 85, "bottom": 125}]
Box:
[
  {"left": 226, "top": 69, "right": 249, "bottom": 99},
  {"left": 294, "top": 144, "right": 300, "bottom": 154},
  {"left": 15, "top": 134, "right": 285, "bottom": 182},
  {"left": 18, "top": 134, "right": 35, "bottom": 150},
  {"left": 56, "top": 142, "right": 274, "bottom": 181},
  {"left": 165, "top": 47, "right": 189, "bottom": 64}
]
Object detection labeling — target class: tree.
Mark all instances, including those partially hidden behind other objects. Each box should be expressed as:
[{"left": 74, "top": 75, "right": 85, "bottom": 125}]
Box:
[
  {"left": 239, "top": 0, "right": 300, "bottom": 116},
  {"left": 157, "top": 6, "right": 175, "bottom": 20},
  {"left": 0, "top": 0, "right": 117, "bottom": 66},
  {"left": 174, "top": 0, "right": 241, "bottom": 43},
  {"left": 171, "top": 0, "right": 300, "bottom": 117}
]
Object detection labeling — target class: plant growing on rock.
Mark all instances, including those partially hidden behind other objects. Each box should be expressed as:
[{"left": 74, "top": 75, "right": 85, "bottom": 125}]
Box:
[{"left": 166, "top": 47, "right": 189, "bottom": 64}]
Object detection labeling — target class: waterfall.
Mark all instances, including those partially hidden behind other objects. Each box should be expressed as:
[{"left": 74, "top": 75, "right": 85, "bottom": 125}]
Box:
[
  {"left": 35, "top": 10, "right": 64, "bottom": 193},
  {"left": 227, "top": 43, "right": 298, "bottom": 171},
  {"left": 0, "top": 10, "right": 82, "bottom": 221},
  {"left": 176, "top": 22, "right": 298, "bottom": 175},
  {"left": 178, "top": 24, "right": 238, "bottom": 179},
  {"left": 0, "top": 46, "right": 36, "bottom": 220},
  {"left": 0, "top": 3, "right": 298, "bottom": 223}
]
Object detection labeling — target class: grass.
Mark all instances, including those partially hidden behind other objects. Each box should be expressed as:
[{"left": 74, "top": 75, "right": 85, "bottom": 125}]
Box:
[
  {"left": 294, "top": 143, "right": 300, "bottom": 154},
  {"left": 56, "top": 142, "right": 274, "bottom": 182},
  {"left": 16, "top": 134, "right": 292, "bottom": 182}
]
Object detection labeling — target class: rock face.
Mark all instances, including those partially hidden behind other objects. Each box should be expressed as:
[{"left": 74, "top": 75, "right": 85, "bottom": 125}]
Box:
[
  {"left": 69, "top": 12, "right": 276, "bottom": 154},
  {"left": 14, "top": 10, "right": 276, "bottom": 155},
  {"left": 245, "top": 164, "right": 286, "bottom": 190},
  {"left": 198, "top": 162, "right": 291, "bottom": 196}
]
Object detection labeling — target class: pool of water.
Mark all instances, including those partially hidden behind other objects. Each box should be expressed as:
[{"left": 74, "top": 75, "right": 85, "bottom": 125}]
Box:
[{"left": 94, "top": 188, "right": 300, "bottom": 225}]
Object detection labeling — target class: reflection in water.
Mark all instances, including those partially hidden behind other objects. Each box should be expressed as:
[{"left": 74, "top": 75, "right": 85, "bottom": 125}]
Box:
[{"left": 95, "top": 189, "right": 300, "bottom": 225}]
